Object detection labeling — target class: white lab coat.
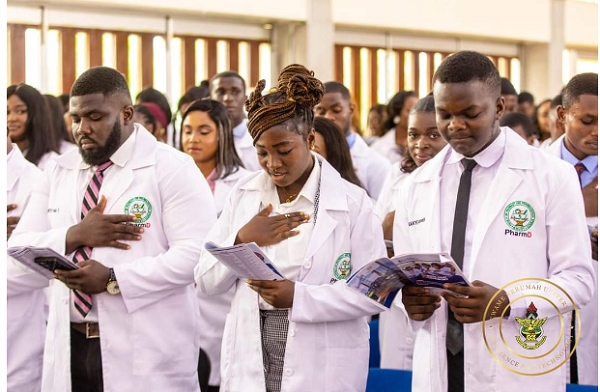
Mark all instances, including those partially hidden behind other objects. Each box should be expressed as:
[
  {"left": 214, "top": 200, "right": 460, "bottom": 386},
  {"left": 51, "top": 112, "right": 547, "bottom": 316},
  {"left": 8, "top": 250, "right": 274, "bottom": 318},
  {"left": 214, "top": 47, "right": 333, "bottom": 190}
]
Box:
[
  {"left": 8, "top": 127, "right": 217, "bottom": 392},
  {"left": 350, "top": 135, "right": 391, "bottom": 200},
  {"left": 372, "top": 164, "right": 415, "bottom": 371},
  {"left": 197, "top": 166, "right": 251, "bottom": 386},
  {"left": 235, "top": 129, "right": 261, "bottom": 172},
  {"left": 196, "top": 155, "right": 386, "bottom": 392},
  {"left": 393, "top": 129, "right": 596, "bottom": 392},
  {"left": 370, "top": 129, "right": 402, "bottom": 165},
  {"left": 7, "top": 145, "right": 46, "bottom": 392},
  {"left": 545, "top": 134, "right": 598, "bottom": 386}
]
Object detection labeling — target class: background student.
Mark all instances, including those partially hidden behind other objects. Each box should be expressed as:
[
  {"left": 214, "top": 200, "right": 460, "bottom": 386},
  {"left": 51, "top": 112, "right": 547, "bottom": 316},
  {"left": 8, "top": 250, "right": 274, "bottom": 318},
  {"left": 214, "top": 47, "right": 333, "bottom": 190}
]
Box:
[
  {"left": 180, "top": 98, "right": 250, "bottom": 391},
  {"left": 546, "top": 72, "right": 598, "bottom": 386}
]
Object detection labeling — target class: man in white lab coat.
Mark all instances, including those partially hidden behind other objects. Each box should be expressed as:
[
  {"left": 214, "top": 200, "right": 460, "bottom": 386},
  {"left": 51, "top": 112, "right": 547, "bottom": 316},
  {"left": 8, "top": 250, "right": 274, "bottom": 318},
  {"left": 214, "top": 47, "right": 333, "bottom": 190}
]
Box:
[
  {"left": 210, "top": 71, "right": 261, "bottom": 171},
  {"left": 546, "top": 72, "right": 598, "bottom": 386},
  {"left": 394, "top": 51, "right": 595, "bottom": 392},
  {"left": 315, "top": 81, "right": 390, "bottom": 199},
  {"left": 7, "top": 137, "right": 46, "bottom": 392},
  {"left": 8, "top": 66, "right": 217, "bottom": 392}
]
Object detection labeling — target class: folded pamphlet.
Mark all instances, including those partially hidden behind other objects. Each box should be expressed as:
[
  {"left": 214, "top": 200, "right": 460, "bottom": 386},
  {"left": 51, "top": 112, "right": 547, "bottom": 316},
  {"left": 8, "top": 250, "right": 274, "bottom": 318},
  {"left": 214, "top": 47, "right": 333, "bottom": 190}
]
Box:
[
  {"left": 346, "top": 252, "right": 471, "bottom": 310},
  {"left": 204, "top": 241, "right": 284, "bottom": 281},
  {"left": 7, "top": 246, "right": 79, "bottom": 279}
]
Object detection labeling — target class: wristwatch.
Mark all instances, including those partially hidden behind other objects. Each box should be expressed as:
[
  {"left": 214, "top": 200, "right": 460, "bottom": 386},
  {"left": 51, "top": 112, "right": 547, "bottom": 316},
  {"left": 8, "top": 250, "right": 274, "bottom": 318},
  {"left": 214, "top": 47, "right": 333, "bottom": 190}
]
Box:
[{"left": 106, "top": 268, "right": 120, "bottom": 295}]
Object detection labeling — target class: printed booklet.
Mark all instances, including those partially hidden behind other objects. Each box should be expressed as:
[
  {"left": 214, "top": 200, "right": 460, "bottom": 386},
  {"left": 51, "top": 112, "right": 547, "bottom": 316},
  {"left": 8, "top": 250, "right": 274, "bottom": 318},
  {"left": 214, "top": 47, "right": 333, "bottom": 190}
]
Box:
[
  {"left": 204, "top": 241, "right": 284, "bottom": 281},
  {"left": 7, "top": 246, "right": 79, "bottom": 279},
  {"left": 346, "top": 252, "right": 471, "bottom": 309}
]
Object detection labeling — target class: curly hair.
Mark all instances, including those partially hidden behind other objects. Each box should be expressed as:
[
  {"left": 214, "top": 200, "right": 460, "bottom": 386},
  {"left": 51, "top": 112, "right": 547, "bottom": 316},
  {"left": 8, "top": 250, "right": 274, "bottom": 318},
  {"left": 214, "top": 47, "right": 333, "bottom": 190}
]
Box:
[{"left": 245, "top": 64, "right": 324, "bottom": 144}]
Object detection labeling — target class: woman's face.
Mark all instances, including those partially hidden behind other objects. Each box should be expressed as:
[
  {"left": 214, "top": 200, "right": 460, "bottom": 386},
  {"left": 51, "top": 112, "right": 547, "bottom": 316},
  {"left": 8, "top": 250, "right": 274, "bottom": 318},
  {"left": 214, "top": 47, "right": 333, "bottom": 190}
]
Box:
[
  {"left": 312, "top": 131, "right": 328, "bottom": 160},
  {"left": 7, "top": 94, "right": 28, "bottom": 142},
  {"left": 407, "top": 111, "right": 447, "bottom": 167},
  {"left": 537, "top": 101, "right": 551, "bottom": 135},
  {"left": 181, "top": 110, "right": 219, "bottom": 166},
  {"left": 255, "top": 124, "right": 314, "bottom": 189}
]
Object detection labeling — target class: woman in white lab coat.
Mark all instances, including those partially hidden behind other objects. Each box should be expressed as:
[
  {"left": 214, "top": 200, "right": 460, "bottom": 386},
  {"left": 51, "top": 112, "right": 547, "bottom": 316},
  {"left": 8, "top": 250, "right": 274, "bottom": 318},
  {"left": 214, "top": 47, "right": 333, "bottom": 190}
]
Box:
[
  {"left": 196, "top": 64, "right": 385, "bottom": 392},
  {"left": 375, "top": 95, "right": 448, "bottom": 371},
  {"left": 7, "top": 84, "right": 60, "bottom": 170},
  {"left": 181, "top": 98, "right": 250, "bottom": 391}
]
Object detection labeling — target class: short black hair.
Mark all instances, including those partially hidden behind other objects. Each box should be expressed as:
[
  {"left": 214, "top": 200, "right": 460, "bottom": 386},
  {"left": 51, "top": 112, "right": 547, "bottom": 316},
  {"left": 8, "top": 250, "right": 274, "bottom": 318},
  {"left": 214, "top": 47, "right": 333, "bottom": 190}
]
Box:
[
  {"left": 500, "top": 112, "right": 535, "bottom": 137},
  {"left": 501, "top": 78, "right": 517, "bottom": 96},
  {"left": 550, "top": 94, "right": 562, "bottom": 109},
  {"left": 562, "top": 72, "right": 598, "bottom": 109},
  {"left": 58, "top": 93, "right": 70, "bottom": 109},
  {"left": 410, "top": 94, "right": 435, "bottom": 114},
  {"left": 324, "top": 81, "right": 351, "bottom": 101},
  {"left": 178, "top": 81, "right": 210, "bottom": 112},
  {"left": 518, "top": 91, "right": 534, "bottom": 104},
  {"left": 136, "top": 87, "right": 172, "bottom": 126},
  {"left": 71, "top": 66, "right": 131, "bottom": 101},
  {"left": 433, "top": 51, "right": 501, "bottom": 95},
  {"left": 210, "top": 71, "right": 246, "bottom": 93}
]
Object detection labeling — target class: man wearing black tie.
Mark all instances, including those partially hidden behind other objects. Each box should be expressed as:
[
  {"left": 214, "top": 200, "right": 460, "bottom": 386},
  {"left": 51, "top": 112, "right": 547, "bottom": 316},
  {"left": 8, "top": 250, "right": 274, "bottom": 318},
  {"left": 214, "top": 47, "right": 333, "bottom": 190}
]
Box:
[{"left": 393, "top": 51, "right": 595, "bottom": 392}]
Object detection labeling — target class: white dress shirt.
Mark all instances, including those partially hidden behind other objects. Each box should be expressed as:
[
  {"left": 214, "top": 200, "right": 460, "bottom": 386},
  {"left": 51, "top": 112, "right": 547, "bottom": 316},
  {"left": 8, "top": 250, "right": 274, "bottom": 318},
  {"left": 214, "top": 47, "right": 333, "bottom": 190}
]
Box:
[
  {"left": 233, "top": 119, "right": 261, "bottom": 172},
  {"left": 440, "top": 131, "right": 506, "bottom": 272},
  {"left": 70, "top": 130, "right": 137, "bottom": 323},
  {"left": 258, "top": 156, "right": 321, "bottom": 309}
]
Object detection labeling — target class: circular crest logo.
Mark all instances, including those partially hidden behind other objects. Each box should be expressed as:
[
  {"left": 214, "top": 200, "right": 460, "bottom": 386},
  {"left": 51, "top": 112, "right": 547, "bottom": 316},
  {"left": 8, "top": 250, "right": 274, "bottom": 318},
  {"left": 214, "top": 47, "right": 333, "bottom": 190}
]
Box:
[
  {"left": 504, "top": 201, "right": 535, "bottom": 232},
  {"left": 124, "top": 197, "right": 153, "bottom": 223},
  {"left": 482, "top": 278, "right": 580, "bottom": 376},
  {"left": 334, "top": 253, "right": 352, "bottom": 280}
]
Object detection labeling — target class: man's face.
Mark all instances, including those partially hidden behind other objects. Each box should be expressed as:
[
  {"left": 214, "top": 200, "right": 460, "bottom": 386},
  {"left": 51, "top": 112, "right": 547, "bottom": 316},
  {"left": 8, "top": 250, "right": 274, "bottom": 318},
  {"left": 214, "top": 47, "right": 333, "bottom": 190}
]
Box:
[
  {"left": 559, "top": 94, "right": 598, "bottom": 160},
  {"left": 434, "top": 80, "right": 503, "bottom": 157},
  {"left": 548, "top": 104, "right": 565, "bottom": 141},
  {"left": 315, "top": 92, "right": 354, "bottom": 136},
  {"left": 70, "top": 93, "right": 132, "bottom": 165},
  {"left": 517, "top": 101, "right": 535, "bottom": 118},
  {"left": 502, "top": 94, "right": 518, "bottom": 113},
  {"left": 211, "top": 76, "right": 246, "bottom": 127}
]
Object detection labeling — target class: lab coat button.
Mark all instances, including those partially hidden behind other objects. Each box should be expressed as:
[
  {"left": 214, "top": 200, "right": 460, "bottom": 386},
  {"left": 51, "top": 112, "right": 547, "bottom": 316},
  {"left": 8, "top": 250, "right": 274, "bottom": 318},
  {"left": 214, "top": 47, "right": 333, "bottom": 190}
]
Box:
[
  {"left": 303, "top": 262, "right": 312, "bottom": 269},
  {"left": 289, "top": 329, "right": 295, "bottom": 337},
  {"left": 284, "top": 368, "right": 293, "bottom": 376}
]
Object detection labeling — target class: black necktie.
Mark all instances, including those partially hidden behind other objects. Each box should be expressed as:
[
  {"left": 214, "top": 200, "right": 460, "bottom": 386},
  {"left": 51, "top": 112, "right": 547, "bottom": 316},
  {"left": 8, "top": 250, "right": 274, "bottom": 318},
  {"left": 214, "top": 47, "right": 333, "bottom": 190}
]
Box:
[{"left": 446, "top": 158, "right": 477, "bottom": 392}]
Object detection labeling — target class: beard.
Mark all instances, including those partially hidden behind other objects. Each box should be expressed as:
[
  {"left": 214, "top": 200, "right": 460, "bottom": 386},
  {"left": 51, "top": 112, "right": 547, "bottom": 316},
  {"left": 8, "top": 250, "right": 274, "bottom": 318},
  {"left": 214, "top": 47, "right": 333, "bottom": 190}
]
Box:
[{"left": 79, "top": 120, "right": 122, "bottom": 166}]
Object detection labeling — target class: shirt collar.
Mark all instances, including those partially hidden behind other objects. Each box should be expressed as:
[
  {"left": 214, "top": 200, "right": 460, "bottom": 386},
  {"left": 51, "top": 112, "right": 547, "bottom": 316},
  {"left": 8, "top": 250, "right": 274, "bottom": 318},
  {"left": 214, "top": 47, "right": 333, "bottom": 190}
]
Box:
[
  {"left": 232, "top": 119, "right": 249, "bottom": 140},
  {"left": 78, "top": 126, "right": 138, "bottom": 170},
  {"left": 560, "top": 138, "right": 599, "bottom": 174},
  {"left": 446, "top": 128, "right": 506, "bottom": 168},
  {"left": 346, "top": 132, "right": 357, "bottom": 149}
]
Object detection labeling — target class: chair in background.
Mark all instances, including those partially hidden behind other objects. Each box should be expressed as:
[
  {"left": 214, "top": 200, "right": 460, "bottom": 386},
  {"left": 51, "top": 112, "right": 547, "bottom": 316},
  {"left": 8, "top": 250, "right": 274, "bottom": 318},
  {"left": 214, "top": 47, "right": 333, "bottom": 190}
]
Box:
[
  {"left": 366, "top": 368, "right": 412, "bottom": 392},
  {"left": 369, "top": 319, "right": 380, "bottom": 368}
]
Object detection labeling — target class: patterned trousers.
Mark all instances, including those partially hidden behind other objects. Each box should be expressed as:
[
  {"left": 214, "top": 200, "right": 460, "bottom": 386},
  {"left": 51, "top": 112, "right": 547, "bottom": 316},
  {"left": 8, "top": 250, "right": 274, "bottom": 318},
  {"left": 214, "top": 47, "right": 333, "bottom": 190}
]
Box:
[{"left": 260, "top": 309, "right": 290, "bottom": 392}]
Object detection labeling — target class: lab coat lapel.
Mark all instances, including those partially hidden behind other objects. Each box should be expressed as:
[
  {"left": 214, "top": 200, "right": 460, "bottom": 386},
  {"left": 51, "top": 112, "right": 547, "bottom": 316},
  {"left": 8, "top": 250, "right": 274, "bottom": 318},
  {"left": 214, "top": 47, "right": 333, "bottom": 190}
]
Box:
[
  {"left": 469, "top": 131, "right": 531, "bottom": 275},
  {"left": 303, "top": 158, "right": 346, "bottom": 262},
  {"left": 102, "top": 129, "right": 156, "bottom": 213}
]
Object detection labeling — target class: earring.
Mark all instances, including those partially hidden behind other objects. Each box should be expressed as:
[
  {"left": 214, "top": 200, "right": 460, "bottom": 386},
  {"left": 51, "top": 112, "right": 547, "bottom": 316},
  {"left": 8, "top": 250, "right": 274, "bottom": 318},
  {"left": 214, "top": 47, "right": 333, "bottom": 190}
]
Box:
[
  {"left": 310, "top": 143, "right": 315, "bottom": 150},
  {"left": 393, "top": 115, "right": 400, "bottom": 125}
]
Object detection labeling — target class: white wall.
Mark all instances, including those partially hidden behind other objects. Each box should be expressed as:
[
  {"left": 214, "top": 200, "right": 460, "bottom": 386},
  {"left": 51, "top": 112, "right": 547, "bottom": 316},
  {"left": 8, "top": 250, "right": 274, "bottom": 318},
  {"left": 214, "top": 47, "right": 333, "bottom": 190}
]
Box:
[
  {"left": 332, "top": 0, "right": 551, "bottom": 43},
  {"left": 564, "top": 0, "right": 598, "bottom": 48}
]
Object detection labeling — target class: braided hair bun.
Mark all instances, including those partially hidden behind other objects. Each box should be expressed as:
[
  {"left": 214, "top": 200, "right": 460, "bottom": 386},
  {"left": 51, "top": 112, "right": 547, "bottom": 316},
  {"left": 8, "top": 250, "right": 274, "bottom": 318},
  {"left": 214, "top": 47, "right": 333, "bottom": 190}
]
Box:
[{"left": 246, "top": 64, "right": 324, "bottom": 144}]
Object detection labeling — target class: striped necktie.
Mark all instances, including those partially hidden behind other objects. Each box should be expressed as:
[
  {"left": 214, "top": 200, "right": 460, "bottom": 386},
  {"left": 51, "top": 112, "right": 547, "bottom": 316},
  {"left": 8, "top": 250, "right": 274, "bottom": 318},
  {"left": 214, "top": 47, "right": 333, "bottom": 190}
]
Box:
[
  {"left": 574, "top": 162, "right": 586, "bottom": 186},
  {"left": 72, "top": 160, "right": 113, "bottom": 317}
]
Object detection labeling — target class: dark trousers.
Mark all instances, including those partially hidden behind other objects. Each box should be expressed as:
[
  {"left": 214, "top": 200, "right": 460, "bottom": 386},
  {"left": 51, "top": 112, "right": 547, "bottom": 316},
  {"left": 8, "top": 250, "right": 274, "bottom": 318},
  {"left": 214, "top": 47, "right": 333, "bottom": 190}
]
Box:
[
  {"left": 198, "top": 348, "right": 220, "bottom": 392},
  {"left": 447, "top": 349, "right": 464, "bottom": 392},
  {"left": 70, "top": 326, "right": 104, "bottom": 392}
]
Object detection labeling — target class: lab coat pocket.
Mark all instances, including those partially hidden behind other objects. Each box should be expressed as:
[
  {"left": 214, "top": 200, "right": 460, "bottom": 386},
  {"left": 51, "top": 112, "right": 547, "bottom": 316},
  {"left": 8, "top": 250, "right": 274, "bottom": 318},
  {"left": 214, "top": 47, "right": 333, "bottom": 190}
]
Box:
[{"left": 132, "top": 291, "right": 197, "bottom": 376}]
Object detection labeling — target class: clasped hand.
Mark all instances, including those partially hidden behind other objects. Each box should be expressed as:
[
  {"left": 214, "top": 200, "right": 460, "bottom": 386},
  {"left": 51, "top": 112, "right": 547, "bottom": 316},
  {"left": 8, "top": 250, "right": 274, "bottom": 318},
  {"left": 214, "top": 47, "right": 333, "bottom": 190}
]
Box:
[
  {"left": 402, "top": 280, "right": 509, "bottom": 324},
  {"left": 247, "top": 279, "right": 295, "bottom": 308},
  {"left": 54, "top": 259, "right": 110, "bottom": 294}
]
